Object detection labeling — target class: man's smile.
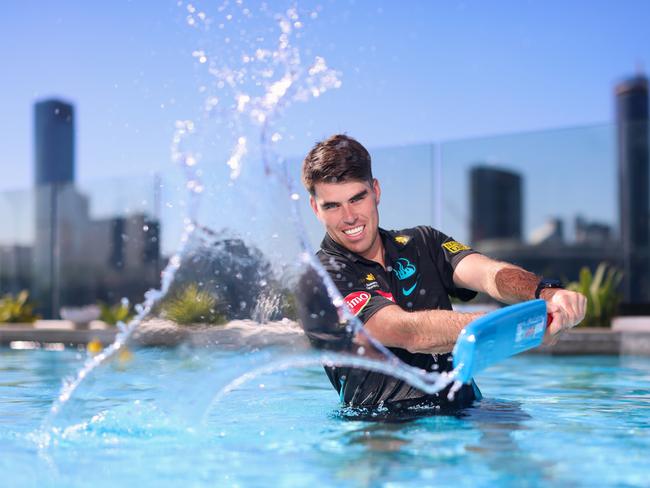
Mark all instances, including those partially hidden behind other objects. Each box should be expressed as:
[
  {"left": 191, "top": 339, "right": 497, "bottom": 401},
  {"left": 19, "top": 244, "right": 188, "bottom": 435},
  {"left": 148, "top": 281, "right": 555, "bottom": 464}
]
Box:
[{"left": 343, "top": 225, "right": 365, "bottom": 237}]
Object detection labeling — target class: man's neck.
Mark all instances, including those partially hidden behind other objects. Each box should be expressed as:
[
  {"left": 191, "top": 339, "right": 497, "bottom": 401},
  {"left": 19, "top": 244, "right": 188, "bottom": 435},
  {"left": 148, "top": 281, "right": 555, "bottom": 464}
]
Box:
[{"left": 358, "top": 233, "right": 386, "bottom": 269}]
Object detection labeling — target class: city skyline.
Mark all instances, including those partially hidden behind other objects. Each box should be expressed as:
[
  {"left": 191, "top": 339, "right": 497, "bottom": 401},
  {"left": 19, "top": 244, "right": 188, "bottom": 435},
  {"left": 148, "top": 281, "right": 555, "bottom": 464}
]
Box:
[{"left": 1, "top": 1, "right": 650, "bottom": 191}]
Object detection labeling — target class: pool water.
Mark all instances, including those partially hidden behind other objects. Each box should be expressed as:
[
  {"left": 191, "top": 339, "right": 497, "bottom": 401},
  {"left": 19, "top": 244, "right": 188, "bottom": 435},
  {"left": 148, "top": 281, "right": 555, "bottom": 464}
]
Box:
[{"left": 1, "top": 347, "right": 649, "bottom": 487}]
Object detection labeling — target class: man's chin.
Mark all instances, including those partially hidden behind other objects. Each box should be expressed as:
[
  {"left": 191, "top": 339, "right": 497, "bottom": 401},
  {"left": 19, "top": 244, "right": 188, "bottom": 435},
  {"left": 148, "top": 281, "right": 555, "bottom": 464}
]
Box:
[{"left": 341, "top": 238, "right": 369, "bottom": 254}]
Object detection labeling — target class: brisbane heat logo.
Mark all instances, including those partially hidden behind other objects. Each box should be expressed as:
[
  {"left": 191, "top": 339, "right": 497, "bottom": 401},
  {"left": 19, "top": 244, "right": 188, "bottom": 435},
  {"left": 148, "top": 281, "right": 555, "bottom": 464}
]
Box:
[{"left": 344, "top": 291, "right": 371, "bottom": 316}]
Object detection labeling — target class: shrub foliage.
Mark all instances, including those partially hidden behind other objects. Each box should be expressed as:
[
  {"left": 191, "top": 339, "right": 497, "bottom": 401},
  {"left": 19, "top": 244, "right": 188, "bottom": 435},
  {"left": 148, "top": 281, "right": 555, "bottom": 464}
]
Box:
[{"left": 566, "top": 262, "right": 623, "bottom": 327}]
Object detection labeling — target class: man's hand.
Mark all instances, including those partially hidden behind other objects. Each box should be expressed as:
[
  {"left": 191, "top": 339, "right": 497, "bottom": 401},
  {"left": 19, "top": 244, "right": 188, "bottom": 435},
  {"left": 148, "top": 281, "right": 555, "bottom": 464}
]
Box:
[{"left": 542, "top": 289, "right": 587, "bottom": 344}]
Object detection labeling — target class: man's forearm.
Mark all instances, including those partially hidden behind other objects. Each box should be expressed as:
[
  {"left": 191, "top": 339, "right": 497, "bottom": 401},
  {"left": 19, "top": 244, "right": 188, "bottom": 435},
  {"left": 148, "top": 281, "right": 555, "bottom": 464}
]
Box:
[
  {"left": 407, "top": 309, "right": 484, "bottom": 354},
  {"left": 491, "top": 266, "right": 540, "bottom": 304},
  {"left": 454, "top": 254, "right": 541, "bottom": 305},
  {"left": 364, "top": 305, "right": 483, "bottom": 355}
]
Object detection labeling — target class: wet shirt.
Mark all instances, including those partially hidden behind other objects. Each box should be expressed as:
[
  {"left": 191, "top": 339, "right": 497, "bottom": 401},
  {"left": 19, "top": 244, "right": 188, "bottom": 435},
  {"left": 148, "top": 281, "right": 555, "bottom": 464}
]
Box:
[{"left": 316, "top": 226, "right": 479, "bottom": 408}]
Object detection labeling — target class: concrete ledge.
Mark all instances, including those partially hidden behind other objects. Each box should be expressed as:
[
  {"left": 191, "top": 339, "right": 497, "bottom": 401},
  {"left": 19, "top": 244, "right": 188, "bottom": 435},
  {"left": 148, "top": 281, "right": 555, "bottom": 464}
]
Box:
[
  {"left": 0, "top": 325, "right": 118, "bottom": 346},
  {"left": 612, "top": 316, "right": 650, "bottom": 332},
  {"left": 0, "top": 319, "right": 308, "bottom": 350},
  {"left": 531, "top": 328, "right": 621, "bottom": 355},
  {"left": 2, "top": 323, "right": 650, "bottom": 355}
]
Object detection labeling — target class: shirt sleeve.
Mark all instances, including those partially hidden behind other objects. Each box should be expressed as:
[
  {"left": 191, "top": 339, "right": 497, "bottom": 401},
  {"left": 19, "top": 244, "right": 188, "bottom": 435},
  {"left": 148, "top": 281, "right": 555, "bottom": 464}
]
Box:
[
  {"left": 419, "top": 226, "right": 479, "bottom": 302},
  {"left": 318, "top": 254, "right": 396, "bottom": 324}
]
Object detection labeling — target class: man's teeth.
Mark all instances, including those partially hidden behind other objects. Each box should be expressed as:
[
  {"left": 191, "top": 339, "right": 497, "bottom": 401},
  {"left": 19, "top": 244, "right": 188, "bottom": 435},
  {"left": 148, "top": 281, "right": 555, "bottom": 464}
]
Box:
[{"left": 343, "top": 226, "right": 364, "bottom": 236}]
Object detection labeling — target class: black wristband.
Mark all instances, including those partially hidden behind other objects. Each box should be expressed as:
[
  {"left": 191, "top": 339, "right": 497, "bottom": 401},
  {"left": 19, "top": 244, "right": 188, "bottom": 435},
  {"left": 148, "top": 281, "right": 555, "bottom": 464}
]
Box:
[{"left": 535, "top": 278, "right": 564, "bottom": 299}]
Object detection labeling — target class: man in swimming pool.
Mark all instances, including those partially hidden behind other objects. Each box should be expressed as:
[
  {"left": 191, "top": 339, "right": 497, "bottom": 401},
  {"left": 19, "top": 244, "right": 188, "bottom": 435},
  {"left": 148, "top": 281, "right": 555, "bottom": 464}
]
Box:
[{"left": 299, "top": 134, "right": 587, "bottom": 410}]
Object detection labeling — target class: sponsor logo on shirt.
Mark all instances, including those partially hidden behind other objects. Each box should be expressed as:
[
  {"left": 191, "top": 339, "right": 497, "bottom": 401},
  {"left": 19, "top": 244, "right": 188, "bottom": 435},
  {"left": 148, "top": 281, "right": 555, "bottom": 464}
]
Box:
[
  {"left": 442, "top": 240, "right": 471, "bottom": 253},
  {"left": 394, "top": 235, "right": 411, "bottom": 245},
  {"left": 362, "top": 273, "right": 380, "bottom": 290},
  {"left": 344, "top": 291, "right": 372, "bottom": 316},
  {"left": 393, "top": 258, "right": 416, "bottom": 280},
  {"left": 376, "top": 290, "right": 396, "bottom": 302},
  {"left": 402, "top": 282, "right": 418, "bottom": 296}
]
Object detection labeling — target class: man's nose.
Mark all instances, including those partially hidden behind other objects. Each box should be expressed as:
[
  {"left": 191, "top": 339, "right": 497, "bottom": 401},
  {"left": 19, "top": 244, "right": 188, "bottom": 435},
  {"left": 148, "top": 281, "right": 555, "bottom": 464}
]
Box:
[{"left": 341, "top": 204, "right": 356, "bottom": 223}]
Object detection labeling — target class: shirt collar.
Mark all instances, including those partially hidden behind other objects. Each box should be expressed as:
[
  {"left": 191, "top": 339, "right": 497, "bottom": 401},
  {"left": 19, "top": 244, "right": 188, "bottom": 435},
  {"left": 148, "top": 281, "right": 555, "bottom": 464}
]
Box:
[{"left": 320, "top": 228, "right": 396, "bottom": 265}]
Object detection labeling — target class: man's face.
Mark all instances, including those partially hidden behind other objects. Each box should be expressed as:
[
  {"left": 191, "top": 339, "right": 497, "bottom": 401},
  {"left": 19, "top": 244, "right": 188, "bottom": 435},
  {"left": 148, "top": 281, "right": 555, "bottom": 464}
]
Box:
[{"left": 310, "top": 179, "right": 382, "bottom": 259}]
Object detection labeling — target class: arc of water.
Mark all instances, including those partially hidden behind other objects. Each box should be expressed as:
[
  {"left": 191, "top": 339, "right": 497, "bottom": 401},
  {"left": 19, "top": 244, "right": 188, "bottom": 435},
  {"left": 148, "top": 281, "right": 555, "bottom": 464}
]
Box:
[{"left": 203, "top": 351, "right": 458, "bottom": 422}]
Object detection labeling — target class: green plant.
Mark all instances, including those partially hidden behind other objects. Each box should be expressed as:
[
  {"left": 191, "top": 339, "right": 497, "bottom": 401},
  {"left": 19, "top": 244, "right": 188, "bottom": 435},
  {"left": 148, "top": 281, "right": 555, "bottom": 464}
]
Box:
[
  {"left": 280, "top": 289, "right": 298, "bottom": 320},
  {"left": 566, "top": 262, "right": 623, "bottom": 328},
  {"left": 0, "top": 290, "right": 39, "bottom": 323},
  {"left": 99, "top": 301, "right": 134, "bottom": 326},
  {"left": 162, "top": 284, "right": 226, "bottom": 326}
]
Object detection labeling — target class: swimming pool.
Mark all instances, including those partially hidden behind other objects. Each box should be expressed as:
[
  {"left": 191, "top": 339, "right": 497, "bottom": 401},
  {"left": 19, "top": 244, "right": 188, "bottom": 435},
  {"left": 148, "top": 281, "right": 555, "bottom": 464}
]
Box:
[{"left": 1, "top": 346, "right": 649, "bottom": 487}]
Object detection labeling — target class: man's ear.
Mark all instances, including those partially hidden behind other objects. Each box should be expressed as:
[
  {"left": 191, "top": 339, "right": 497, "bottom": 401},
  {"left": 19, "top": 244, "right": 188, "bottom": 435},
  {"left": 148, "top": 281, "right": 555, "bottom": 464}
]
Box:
[{"left": 372, "top": 178, "right": 381, "bottom": 205}]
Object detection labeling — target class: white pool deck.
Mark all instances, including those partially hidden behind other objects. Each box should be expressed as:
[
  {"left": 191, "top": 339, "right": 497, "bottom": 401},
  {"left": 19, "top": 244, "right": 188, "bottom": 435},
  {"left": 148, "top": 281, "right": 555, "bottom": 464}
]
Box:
[{"left": 1, "top": 317, "right": 650, "bottom": 354}]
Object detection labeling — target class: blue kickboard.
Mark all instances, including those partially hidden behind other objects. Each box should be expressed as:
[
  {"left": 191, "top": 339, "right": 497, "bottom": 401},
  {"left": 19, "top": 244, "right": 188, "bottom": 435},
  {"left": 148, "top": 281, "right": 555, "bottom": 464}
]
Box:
[{"left": 452, "top": 300, "right": 548, "bottom": 384}]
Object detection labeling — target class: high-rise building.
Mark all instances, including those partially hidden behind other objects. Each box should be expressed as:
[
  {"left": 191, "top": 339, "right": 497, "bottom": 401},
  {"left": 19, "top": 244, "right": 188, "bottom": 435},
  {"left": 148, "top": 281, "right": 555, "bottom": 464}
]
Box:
[
  {"left": 616, "top": 75, "right": 649, "bottom": 304},
  {"left": 33, "top": 99, "right": 77, "bottom": 316},
  {"left": 470, "top": 166, "right": 523, "bottom": 245},
  {"left": 31, "top": 98, "right": 163, "bottom": 317},
  {"left": 34, "top": 99, "right": 75, "bottom": 186}
]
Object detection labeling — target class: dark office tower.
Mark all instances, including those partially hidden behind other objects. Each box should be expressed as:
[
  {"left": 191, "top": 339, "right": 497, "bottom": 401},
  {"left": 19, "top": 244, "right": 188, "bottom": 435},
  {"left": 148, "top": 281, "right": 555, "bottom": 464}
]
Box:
[
  {"left": 33, "top": 99, "right": 78, "bottom": 317},
  {"left": 616, "top": 75, "right": 649, "bottom": 304},
  {"left": 470, "top": 166, "right": 522, "bottom": 245},
  {"left": 34, "top": 99, "right": 75, "bottom": 185}
]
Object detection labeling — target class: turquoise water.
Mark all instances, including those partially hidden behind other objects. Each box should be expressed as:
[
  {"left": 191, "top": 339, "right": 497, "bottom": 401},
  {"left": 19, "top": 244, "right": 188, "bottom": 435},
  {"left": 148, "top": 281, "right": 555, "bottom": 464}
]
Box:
[{"left": 1, "top": 347, "right": 649, "bottom": 487}]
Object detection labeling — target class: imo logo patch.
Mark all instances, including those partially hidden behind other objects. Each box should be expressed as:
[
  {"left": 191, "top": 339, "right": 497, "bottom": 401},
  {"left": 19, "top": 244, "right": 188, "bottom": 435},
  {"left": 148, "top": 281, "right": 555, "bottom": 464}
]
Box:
[
  {"left": 344, "top": 291, "right": 371, "bottom": 316},
  {"left": 393, "top": 258, "right": 416, "bottom": 280}
]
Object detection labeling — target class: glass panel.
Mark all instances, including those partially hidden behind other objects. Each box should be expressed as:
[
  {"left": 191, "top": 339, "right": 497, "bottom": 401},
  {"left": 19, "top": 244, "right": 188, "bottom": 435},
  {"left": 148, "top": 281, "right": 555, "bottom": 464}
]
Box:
[
  {"left": 0, "top": 188, "right": 34, "bottom": 296},
  {"left": 439, "top": 124, "right": 618, "bottom": 283}
]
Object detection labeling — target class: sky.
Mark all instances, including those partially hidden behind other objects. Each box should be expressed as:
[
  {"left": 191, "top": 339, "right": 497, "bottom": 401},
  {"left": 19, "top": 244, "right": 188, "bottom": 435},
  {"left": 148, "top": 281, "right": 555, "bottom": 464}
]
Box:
[{"left": 1, "top": 0, "right": 649, "bottom": 194}]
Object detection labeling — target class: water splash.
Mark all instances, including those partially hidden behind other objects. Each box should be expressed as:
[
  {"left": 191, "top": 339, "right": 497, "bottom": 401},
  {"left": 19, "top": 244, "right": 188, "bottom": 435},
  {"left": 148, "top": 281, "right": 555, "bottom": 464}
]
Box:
[
  {"left": 43, "top": 1, "right": 454, "bottom": 435},
  {"left": 204, "top": 351, "right": 457, "bottom": 422}
]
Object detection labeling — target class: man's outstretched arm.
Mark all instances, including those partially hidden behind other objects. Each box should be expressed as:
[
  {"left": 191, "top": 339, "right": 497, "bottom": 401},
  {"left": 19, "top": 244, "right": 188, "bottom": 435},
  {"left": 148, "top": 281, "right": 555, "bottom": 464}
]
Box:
[
  {"left": 452, "top": 253, "right": 587, "bottom": 338},
  {"left": 362, "top": 305, "right": 484, "bottom": 354}
]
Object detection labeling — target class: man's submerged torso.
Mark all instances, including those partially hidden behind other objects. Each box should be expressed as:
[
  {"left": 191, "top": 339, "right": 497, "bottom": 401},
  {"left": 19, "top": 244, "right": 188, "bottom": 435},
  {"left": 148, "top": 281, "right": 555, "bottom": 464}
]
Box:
[{"left": 312, "top": 225, "right": 480, "bottom": 409}]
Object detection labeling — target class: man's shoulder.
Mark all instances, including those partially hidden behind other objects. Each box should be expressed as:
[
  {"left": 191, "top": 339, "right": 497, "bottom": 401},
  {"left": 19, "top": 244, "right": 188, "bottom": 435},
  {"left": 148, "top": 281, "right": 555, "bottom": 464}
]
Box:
[
  {"left": 384, "top": 225, "right": 440, "bottom": 246},
  {"left": 315, "top": 247, "right": 351, "bottom": 271}
]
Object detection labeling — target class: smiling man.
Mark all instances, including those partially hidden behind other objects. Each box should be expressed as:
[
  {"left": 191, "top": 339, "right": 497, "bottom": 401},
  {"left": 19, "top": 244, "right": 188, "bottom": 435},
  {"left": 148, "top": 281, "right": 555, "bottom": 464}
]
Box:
[{"left": 301, "top": 134, "right": 587, "bottom": 410}]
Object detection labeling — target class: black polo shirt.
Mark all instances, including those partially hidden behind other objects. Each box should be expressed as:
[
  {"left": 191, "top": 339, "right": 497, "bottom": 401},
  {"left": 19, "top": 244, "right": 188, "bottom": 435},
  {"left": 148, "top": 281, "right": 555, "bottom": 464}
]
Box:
[{"left": 316, "top": 225, "right": 480, "bottom": 408}]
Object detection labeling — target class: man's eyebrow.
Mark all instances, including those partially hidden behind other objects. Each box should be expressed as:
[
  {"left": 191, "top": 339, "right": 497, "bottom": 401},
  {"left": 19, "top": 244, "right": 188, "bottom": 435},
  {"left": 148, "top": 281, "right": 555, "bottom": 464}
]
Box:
[
  {"left": 320, "top": 189, "right": 368, "bottom": 207},
  {"left": 349, "top": 189, "right": 368, "bottom": 201}
]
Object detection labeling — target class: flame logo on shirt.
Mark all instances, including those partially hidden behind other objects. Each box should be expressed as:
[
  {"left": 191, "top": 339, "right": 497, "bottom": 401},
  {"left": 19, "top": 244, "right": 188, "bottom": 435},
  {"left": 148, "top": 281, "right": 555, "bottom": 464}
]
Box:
[{"left": 393, "top": 258, "right": 416, "bottom": 280}]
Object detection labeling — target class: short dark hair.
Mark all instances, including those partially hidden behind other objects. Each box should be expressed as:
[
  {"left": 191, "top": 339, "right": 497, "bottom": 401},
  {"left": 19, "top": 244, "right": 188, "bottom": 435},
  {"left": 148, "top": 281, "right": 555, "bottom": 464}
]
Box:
[{"left": 301, "top": 134, "right": 373, "bottom": 195}]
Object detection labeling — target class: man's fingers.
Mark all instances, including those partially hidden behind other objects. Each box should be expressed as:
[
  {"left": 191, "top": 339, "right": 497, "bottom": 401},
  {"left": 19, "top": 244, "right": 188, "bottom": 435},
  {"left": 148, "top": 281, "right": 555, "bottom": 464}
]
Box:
[
  {"left": 549, "top": 290, "right": 587, "bottom": 328},
  {"left": 546, "top": 302, "right": 567, "bottom": 335}
]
